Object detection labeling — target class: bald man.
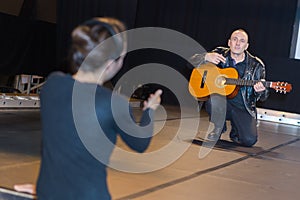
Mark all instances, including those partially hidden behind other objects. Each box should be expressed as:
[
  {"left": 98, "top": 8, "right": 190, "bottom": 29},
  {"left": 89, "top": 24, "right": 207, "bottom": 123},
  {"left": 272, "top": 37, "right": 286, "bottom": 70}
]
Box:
[{"left": 191, "top": 29, "right": 269, "bottom": 147}]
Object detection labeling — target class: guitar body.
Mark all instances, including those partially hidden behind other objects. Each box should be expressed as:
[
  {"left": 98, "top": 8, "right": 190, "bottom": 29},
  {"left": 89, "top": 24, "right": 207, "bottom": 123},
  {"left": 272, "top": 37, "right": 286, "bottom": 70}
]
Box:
[{"left": 189, "top": 63, "right": 239, "bottom": 100}]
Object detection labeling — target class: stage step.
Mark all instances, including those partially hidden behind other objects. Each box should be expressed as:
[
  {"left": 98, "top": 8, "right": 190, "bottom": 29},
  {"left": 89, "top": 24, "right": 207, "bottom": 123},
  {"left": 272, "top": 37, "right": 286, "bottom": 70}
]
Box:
[
  {"left": 257, "top": 108, "right": 300, "bottom": 127},
  {"left": 0, "top": 94, "right": 40, "bottom": 108}
]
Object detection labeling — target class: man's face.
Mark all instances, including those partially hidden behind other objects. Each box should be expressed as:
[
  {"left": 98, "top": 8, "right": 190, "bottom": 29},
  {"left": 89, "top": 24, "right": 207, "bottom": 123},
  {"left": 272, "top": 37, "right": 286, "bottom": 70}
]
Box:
[{"left": 228, "top": 30, "right": 249, "bottom": 55}]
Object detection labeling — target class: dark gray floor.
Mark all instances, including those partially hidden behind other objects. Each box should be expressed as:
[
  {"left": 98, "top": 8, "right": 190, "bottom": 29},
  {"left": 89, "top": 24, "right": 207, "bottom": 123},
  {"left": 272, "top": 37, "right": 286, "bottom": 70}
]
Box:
[{"left": 0, "top": 108, "right": 299, "bottom": 200}]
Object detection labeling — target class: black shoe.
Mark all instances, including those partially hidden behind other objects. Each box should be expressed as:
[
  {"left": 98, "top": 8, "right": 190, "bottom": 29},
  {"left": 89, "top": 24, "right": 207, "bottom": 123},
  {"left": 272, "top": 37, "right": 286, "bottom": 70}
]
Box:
[
  {"left": 206, "top": 127, "right": 222, "bottom": 142},
  {"left": 229, "top": 128, "right": 239, "bottom": 144},
  {"left": 230, "top": 135, "right": 240, "bottom": 144},
  {"left": 206, "top": 132, "right": 221, "bottom": 141}
]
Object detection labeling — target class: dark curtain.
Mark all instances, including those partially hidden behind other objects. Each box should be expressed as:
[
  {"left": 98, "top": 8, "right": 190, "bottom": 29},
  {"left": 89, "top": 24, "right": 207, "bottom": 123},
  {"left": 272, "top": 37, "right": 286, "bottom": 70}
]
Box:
[
  {"left": 56, "top": 0, "right": 138, "bottom": 72},
  {"left": 133, "top": 0, "right": 297, "bottom": 58},
  {"left": 1, "top": 0, "right": 298, "bottom": 113},
  {"left": 56, "top": 0, "right": 299, "bottom": 113},
  {"left": 129, "top": 0, "right": 300, "bottom": 113},
  {"left": 0, "top": 0, "right": 56, "bottom": 76}
]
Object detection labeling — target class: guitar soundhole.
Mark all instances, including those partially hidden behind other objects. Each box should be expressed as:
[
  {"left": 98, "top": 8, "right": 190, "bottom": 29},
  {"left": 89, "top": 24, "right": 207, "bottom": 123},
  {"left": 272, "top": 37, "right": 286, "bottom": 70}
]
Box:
[{"left": 215, "top": 75, "right": 227, "bottom": 88}]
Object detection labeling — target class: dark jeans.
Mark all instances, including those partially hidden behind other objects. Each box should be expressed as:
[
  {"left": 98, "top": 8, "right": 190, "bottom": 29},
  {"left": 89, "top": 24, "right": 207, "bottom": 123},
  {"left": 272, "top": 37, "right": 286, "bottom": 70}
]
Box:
[{"left": 205, "top": 95, "right": 257, "bottom": 147}]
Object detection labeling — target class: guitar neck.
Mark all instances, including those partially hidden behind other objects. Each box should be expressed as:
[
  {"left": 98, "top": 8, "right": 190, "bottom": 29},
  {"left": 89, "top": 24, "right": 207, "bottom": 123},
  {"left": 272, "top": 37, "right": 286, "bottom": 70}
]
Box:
[{"left": 225, "top": 78, "right": 271, "bottom": 88}]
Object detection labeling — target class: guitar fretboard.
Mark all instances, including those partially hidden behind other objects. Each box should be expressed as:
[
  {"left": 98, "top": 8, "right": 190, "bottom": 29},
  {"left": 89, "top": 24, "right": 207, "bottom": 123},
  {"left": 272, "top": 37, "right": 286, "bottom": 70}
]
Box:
[{"left": 225, "top": 78, "right": 271, "bottom": 88}]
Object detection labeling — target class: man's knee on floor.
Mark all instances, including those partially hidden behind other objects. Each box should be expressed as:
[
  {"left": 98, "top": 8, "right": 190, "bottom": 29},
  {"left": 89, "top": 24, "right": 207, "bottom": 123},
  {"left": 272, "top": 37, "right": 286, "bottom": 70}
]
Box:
[{"left": 240, "top": 136, "right": 257, "bottom": 147}]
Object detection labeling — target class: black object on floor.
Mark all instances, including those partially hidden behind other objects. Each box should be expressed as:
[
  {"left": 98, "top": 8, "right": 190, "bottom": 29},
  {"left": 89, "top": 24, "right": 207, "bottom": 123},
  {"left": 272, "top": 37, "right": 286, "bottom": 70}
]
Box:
[{"left": 192, "top": 138, "right": 264, "bottom": 155}]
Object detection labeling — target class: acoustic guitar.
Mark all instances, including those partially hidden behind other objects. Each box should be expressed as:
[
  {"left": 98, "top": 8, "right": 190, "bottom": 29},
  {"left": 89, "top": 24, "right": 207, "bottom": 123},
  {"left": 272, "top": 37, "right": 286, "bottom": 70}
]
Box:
[{"left": 189, "top": 63, "right": 292, "bottom": 100}]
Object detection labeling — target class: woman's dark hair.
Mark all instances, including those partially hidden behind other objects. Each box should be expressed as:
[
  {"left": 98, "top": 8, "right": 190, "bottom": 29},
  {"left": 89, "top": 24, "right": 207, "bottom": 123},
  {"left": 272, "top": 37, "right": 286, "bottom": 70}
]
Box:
[{"left": 68, "top": 17, "right": 126, "bottom": 74}]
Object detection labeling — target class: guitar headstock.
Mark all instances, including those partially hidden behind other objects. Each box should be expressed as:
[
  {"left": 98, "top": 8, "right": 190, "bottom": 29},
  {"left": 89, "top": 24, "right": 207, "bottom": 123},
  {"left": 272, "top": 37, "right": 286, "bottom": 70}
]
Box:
[{"left": 270, "top": 82, "right": 292, "bottom": 94}]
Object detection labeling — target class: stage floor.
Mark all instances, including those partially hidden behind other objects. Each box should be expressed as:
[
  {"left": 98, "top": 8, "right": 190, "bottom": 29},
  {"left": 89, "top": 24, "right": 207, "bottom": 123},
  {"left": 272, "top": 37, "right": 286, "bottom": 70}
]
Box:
[{"left": 0, "top": 106, "right": 299, "bottom": 200}]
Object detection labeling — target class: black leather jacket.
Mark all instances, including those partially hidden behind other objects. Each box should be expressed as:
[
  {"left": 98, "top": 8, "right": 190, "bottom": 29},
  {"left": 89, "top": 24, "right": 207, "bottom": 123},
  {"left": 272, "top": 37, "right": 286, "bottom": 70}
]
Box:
[{"left": 190, "top": 47, "right": 269, "bottom": 118}]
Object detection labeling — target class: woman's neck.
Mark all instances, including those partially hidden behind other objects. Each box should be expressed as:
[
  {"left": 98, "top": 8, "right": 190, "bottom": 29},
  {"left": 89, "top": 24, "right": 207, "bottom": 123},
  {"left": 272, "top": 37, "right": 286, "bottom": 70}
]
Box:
[{"left": 72, "top": 70, "right": 104, "bottom": 85}]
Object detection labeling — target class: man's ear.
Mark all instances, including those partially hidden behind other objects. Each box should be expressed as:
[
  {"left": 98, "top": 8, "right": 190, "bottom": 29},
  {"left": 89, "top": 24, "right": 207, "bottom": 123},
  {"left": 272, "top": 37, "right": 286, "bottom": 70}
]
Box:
[
  {"left": 227, "top": 39, "right": 231, "bottom": 47},
  {"left": 245, "top": 43, "right": 249, "bottom": 50}
]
